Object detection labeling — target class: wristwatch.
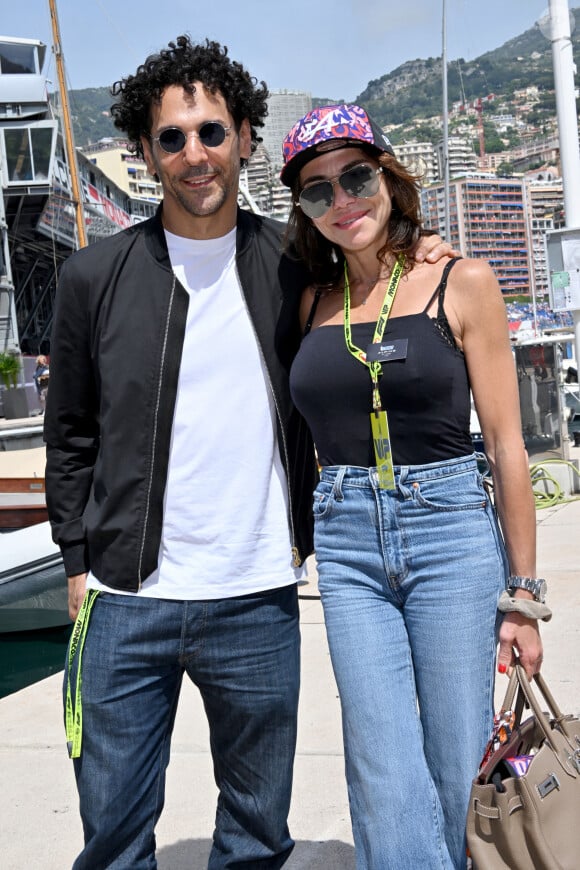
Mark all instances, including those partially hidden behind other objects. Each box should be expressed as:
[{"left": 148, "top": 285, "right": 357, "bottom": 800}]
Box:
[{"left": 507, "top": 576, "right": 547, "bottom": 603}]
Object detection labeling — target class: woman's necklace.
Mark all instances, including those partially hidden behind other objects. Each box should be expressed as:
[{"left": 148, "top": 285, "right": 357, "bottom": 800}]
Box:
[
  {"left": 324, "top": 265, "right": 391, "bottom": 303},
  {"left": 359, "top": 274, "right": 380, "bottom": 305},
  {"left": 352, "top": 272, "right": 384, "bottom": 305}
]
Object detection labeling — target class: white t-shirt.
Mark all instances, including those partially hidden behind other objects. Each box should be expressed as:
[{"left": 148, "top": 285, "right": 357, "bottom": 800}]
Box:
[{"left": 88, "top": 226, "right": 301, "bottom": 599}]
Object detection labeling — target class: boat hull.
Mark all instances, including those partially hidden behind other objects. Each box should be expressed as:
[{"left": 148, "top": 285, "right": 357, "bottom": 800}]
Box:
[{"left": 0, "top": 523, "right": 69, "bottom": 633}]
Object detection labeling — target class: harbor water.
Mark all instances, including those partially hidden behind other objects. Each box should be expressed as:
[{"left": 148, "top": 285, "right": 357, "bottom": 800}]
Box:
[{"left": 0, "top": 624, "right": 71, "bottom": 699}]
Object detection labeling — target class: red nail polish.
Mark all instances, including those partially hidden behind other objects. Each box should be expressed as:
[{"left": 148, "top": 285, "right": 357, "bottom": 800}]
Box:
[{"left": 498, "top": 663, "right": 507, "bottom": 674}]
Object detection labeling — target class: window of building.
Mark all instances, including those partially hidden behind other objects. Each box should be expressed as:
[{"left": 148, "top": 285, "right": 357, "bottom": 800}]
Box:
[
  {"left": 1, "top": 122, "right": 56, "bottom": 184},
  {"left": 0, "top": 42, "right": 37, "bottom": 75}
]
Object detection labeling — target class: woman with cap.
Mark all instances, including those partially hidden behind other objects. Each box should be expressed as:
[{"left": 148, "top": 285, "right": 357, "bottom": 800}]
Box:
[{"left": 281, "top": 104, "right": 544, "bottom": 870}]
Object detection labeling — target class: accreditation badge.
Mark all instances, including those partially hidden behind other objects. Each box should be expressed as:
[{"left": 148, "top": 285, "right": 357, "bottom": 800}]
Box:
[{"left": 370, "top": 410, "right": 396, "bottom": 490}]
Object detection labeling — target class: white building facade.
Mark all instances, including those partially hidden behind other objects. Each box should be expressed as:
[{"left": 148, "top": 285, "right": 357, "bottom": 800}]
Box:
[{"left": 261, "top": 90, "right": 312, "bottom": 169}]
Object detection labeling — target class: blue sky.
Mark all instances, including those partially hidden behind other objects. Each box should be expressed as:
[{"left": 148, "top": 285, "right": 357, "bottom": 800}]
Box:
[{"left": 0, "top": 1, "right": 566, "bottom": 99}]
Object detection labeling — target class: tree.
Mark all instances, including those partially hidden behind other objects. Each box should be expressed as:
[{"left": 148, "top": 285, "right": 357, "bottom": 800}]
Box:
[{"left": 496, "top": 161, "right": 515, "bottom": 177}]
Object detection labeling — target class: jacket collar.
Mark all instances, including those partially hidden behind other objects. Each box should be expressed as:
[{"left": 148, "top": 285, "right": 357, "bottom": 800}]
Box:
[
  {"left": 142, "top": 205, "right": 172, "bottom": 269},
  {"left": 143, "top": 203, "right": 262, "bottom": 266}
]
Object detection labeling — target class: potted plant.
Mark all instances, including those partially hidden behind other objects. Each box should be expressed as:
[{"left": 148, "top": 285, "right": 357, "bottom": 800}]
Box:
[{"left": 0, "top": 350, "right": 29, "bottom": 419}]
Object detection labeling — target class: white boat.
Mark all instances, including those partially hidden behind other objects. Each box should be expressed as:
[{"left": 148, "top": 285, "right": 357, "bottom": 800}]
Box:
[
  {"left": 0, "top": 521, "right": 68, "bottom": 632},
  {"left": 0, "top": 446, "right": 47, "bottom": 531}
]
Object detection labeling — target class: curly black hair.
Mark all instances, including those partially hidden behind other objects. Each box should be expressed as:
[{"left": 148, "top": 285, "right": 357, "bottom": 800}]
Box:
[{"left": 110, "top": 35, "right": 269, "bottom": 161}]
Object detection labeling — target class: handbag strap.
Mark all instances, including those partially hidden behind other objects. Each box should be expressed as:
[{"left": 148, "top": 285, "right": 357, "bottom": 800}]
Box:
[
  {"left": 500, "top": 667, "right": 566, "bottom": 727},
  {"left": 499, "top": 667, "right": 520, "bottom": 714},
  {"left": 532, "top": 670, "right": 566, "bottom": 721},
  {"left": 513, "top": 664, "right": 580, "bottom": 776}
]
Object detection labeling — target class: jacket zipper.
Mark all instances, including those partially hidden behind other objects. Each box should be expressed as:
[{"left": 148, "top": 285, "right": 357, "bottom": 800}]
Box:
[
  {"left": 238, "top": 276, "right": 301, "bottom": 568},
  {"left": 136, "top": 275, "right": 176, "bottom": 587}
]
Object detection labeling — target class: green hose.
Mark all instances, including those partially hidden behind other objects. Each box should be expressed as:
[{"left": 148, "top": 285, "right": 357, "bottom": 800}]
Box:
[{"left": 529, "top": 458, "right": 580, "bottom": 509}]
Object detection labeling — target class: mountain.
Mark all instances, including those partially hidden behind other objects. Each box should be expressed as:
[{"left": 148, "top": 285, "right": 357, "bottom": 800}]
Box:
[
  {"left": 356, "top": 16, "right": 564, "bottom": 127},
  {"left": 59, "top": 10, "right": 580, "bottom": 149},
  {"left": 52, "top": 87, "right": 117, "bottom": 147}
]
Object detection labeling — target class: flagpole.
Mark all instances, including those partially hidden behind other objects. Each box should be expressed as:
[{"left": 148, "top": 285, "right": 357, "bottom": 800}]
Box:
[{"left": 442, "top": 0, "right": 450, "bottom": 239}]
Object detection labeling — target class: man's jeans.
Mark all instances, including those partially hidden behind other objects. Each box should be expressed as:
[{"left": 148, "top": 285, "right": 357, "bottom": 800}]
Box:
[
  {"left": 65, "top": 584, "right": 300, "bottom": 869},
  {"left": 313, "top": 457, "right": 506, "bottom": 870}
]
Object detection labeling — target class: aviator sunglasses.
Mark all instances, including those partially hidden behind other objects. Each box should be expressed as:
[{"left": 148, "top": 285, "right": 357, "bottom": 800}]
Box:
[
  {"left": 297, "top": 163, "right": 383, "bottom": 219},
  {"left": 151, "top": 122, "right": 232, "bottom": 153}
]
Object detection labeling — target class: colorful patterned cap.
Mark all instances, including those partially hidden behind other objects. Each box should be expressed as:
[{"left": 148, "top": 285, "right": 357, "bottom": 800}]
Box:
[{"left": 280, "top": 104, "right": 394, "bottom": 186}]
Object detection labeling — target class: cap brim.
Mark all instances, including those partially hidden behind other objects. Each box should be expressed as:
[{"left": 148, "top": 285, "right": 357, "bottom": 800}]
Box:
[{"left": 281, "top": 140, "right": 383, "bottom": 187}]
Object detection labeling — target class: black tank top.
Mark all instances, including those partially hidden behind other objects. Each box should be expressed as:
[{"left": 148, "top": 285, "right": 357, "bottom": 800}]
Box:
[{"left": 289, "top": 258, "right": 473, "bottom": 467}]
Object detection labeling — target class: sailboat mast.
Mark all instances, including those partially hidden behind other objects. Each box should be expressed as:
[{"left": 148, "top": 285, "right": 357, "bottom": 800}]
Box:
[{"left": 47, "top": 0, "right": 87, "bottom": 249}]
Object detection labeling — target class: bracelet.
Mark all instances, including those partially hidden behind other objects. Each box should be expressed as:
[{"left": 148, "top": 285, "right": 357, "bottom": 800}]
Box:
[{"left": 498, "top": 590, "right": 552, "bottom": 622}]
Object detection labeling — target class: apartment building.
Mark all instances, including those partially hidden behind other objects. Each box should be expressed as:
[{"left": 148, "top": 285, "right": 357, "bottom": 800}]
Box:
[
  {"left": 477, "top": 152, "right": 513, "bottom": 172},
  {"left": 240, "top": 143, "right": 274, "bottom": 213},
  {"left": 393, "top": 141, "right": 437, "bottom": 185},
  {"left": 269, "top": 180, "right": 293, "bottom": 222},
  {"left": 82, "top": 139, "right": 162, "bottom": 204},
  {"left": 261, "top": 90, "right": 312, "bottom": 169},
  {"left": 421, "top": 175, "right": 530, "bottom": 294},
  {"left": 436, "top": 136, "right": 478, "bottom": 179},
  {"left": 524, "top": 175, "right": 564, "bottom": 297}
]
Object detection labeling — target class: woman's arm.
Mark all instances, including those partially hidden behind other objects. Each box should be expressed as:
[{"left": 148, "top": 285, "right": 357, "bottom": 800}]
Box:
[{"left": 450, "top": 258, "right": 543, "bottom": 679}]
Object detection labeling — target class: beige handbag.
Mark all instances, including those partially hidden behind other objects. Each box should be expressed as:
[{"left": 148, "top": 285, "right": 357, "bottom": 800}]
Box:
[{"left": 466, "top": 664, "right": 580, "bottom": 870}]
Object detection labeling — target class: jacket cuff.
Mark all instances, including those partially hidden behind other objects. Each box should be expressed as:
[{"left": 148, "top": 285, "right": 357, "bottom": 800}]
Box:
[{"left": 61, "top": 542, "right": 90, "bottom": 579}]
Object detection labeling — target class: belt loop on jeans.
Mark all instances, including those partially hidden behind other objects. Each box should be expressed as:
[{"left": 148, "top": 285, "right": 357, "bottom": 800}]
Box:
[
  {"left": 332, "top": 466, "right": 346, "bottom": 501},
  {"left": 474, "top": 451, "right": 489, "bottom": 477},
  {"left": 397, "top": 465, "right": 412, "bottom": 499}
]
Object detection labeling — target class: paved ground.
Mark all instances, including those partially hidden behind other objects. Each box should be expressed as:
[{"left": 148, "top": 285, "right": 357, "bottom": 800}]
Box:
[{"left": 1, "top": 498, "right": 579, "bottom": 869}]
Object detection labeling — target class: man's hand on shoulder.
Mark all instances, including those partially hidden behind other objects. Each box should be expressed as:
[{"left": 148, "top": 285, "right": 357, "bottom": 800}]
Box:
[
  {"left": 415, "top": 233, "right": 461, "bottom": 263},
  {"left": 68, "top": 573, "right": 88, "bottom": 621}
]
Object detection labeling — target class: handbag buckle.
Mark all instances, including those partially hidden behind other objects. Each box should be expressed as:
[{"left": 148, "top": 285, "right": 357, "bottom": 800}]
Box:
[{"left": 537, "top": 773, "right": 560, "bottom": 799}]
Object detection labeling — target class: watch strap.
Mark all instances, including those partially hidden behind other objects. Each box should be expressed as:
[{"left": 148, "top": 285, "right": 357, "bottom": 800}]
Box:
[{"left": 507, "top": 575, "right": 547, "bottom": 603}]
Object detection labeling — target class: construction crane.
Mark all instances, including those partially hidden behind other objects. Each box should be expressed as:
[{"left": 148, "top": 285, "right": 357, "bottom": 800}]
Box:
[{"left": 457, "top": 94, "right": 495, "bottom": 159}]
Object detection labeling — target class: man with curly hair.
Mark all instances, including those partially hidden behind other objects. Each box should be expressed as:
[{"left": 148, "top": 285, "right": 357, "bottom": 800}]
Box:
[
  {"left": 45, "top": 35, "right": 451, "bottom": 868},
  {"left": 45, "top": 35, "right": 317, "bottom": 869}
]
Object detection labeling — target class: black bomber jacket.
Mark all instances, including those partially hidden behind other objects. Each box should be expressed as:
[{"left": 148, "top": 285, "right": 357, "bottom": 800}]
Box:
[{"left": 44, "top": 207, "right": 317, "bottom": 590}]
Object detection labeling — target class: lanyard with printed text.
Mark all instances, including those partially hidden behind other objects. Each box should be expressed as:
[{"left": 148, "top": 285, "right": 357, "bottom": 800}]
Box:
[
  {"left": 343, "top": 255, "right": 405, "bottom": 489},
  {"left": 65, "top": 589, "right": 100, "bottom": 759}
]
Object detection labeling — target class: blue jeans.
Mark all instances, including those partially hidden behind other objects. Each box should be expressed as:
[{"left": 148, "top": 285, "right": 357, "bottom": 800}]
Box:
[
  {"left": 313, "top": 457, "right": 506, "bottom": 870},
  {"left": 65, "top": 584, "right": 300, "bottom": 869}
]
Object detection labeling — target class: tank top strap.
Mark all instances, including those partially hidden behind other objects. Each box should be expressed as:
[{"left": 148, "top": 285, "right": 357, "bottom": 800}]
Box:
[
  {"left": 424, "top": 257, "right": 463, "bottom": 352},
  {"left": 421, "top": 256, "right": 462, "bottom": 315},
  {"left": 303, "top": 289, "right": 323, "bottom": 336}
]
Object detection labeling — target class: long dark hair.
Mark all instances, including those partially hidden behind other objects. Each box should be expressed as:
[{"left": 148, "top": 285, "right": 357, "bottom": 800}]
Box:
[{"left": 285, "top": 151, "right": 424, "bottom": 287}]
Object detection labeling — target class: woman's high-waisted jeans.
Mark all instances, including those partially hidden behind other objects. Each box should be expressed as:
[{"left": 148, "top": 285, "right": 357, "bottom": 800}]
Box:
[{"left": 313, "top": 455, "right": 506, "bottom": 870}]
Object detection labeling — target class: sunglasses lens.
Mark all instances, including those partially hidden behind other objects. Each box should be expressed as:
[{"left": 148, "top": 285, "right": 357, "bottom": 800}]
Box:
[
  {"left": 198, "top": 122, "right": 227, "bottom": 147},
  {"left": 156, "top": 123, "right": 228, "bottom": 152},
  {"left": 158, "top": 128, "right": 187, "bottom": 153},
  {"left": 299, "top": 182, "right": 334, "bottom": 219},
  {"left": 298, "top": 165, "right": 381, "bottom": 219},
  {"left": 341, "top": 164, "right": 380, "bottom": 197}
]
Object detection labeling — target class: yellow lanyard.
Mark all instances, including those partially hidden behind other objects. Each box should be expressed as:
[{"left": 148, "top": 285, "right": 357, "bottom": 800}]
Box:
[
  {"left": 343, "top": 254, "right": 405, "bottom": 489},
  {"left": 65, "top": 589, "right": 99, "bottom": 759},
  {"left": 343, "top": 255, "right": 405, "bottom": 410}
]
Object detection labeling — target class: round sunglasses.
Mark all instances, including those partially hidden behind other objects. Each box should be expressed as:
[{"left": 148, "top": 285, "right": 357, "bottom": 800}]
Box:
[
  {"left": 297, "top": 163, "right": 383, "bottom": 219},
  {"left": 151, "top": 122, "right": 232, "bottom": 153}
]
